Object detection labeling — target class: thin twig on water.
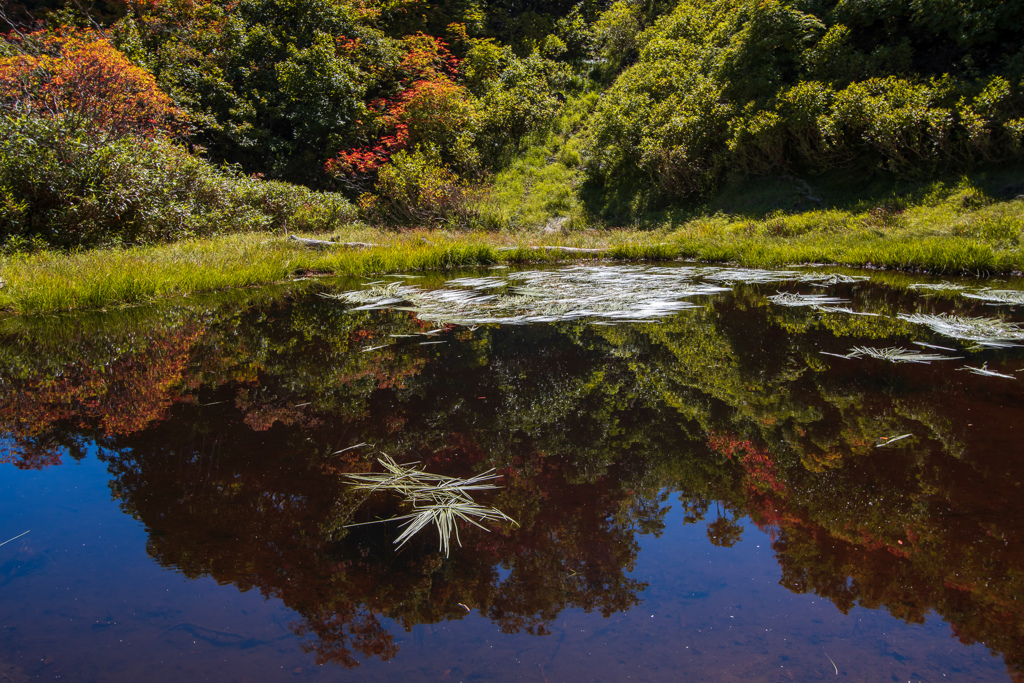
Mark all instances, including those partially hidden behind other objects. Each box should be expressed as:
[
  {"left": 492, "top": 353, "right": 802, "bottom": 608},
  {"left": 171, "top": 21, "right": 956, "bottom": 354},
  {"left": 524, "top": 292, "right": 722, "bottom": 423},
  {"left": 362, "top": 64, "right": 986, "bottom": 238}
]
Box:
[{"left": 0, "top": 530, "right": 30, "bottom": 548}]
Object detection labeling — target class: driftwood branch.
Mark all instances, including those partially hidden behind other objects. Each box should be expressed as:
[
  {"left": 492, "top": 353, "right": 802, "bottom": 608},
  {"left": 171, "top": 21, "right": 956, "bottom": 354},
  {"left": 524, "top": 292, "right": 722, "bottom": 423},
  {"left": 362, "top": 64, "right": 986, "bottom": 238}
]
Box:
[
  {"left": 288, "top": 235, "right": 608, "bottom": 254},
  {"left": 288, "top": 235, "right": 378, "bottom": 249},
  {"left": 497, "top": 246, "right": 607, "bottom": 254}
]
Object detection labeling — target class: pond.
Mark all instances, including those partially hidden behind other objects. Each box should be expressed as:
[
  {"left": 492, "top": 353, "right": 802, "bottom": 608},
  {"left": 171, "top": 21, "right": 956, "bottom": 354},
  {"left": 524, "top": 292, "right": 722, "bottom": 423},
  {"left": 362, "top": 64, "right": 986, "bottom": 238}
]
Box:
[{"left": 1, "top": 263, "right": 1023, "bottom": 682}]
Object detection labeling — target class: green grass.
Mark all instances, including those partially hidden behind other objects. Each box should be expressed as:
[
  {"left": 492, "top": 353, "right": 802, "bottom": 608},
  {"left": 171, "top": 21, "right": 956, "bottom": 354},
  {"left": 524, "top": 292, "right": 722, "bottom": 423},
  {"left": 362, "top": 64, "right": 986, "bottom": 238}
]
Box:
[
  {"left": 3, "top": 161, "right": 1022, "bottom": 316},
  {"left": 0, "top": 229, "right": 671, "bottom": 315}
]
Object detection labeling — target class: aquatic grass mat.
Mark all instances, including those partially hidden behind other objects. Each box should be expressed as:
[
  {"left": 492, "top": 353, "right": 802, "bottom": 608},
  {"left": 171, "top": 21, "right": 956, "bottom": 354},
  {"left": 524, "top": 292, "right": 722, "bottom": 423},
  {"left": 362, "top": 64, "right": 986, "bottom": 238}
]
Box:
[
  {"left": 822, "top": 346, "right": 961, "bottom": 363},
  {"left": 897, "top": 313, "right": 1024, "bottom": 347},
  {"left": 960, "top": 289, "right": 1024, "bottom": 305},
  {"left": 325, "top": 265, "right": 874, "bottom": 326},
  {"left": 768, "top": 292, "right": 850, "bottom": 308}
]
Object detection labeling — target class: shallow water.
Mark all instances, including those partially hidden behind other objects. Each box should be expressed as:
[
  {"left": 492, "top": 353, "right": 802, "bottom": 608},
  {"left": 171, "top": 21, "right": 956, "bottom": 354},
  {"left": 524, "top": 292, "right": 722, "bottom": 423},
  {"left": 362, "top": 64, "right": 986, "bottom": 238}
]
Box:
[{"left": 2, "top": 264, "right": 1023, "bottom": 681}]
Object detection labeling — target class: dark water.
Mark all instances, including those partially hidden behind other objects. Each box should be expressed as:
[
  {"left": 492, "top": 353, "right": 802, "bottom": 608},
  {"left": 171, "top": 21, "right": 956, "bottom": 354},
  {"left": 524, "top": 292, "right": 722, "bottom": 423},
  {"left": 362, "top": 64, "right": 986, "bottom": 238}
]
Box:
[{"left": 1, "top": 264, "right": 1023, "bottom": 682}]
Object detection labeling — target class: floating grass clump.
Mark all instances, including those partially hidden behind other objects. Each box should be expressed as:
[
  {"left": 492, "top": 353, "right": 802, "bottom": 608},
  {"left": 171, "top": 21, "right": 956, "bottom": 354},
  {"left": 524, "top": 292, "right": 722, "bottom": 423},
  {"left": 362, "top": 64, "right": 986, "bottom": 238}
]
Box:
[
  {"left": 768, "top": 292, "right": 850, "bottom": 308},
  {"left": 961, "top": 289, "right": 1024, "bottom": 306},
  {"left": 908, "top": 282, "right": 967, "bottom": 293},
  {"left": 958, "top": 363, "right": 1018, "bottom": 380},
  {"left": 836, "top": 346, "right": 960, "bottom": 363},
  {"left": 701, "top": 268, "right": 868, "bottom": 286},
  {"left": 327, "top": 265, "right": 732, "bottom": 325},
  {"left": 898, "top": 313, "right": 1024, "bottom": 347},
  {"left": 345, "top": 454, "right": 517, "bottom": 557},
  {"left": 327, "top": 265, "right": 884, "bottom": 325}
]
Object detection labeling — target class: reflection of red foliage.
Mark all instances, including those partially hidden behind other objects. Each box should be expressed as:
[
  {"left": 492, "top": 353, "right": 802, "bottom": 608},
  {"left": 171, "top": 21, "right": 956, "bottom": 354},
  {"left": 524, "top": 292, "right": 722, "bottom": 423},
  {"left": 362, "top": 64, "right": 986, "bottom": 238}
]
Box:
[
  {"left": 421, "top": 432, "right": 487, "bottom": 470},
  {"left": 0, "top": 442, "right": 64, "bottom": 470},
  {"left": 336, "top": 348, "right": 426, "bottom": 391},
  {"left": 0, "top": 324, "right": 203, "bottom": 466},
  {"left": 708, "top": 432, "right": 786, "bottom": 494},
  {"left": 744, "top": 488, "right": 800, "bottom": 540},
  {"left": 295, "top": 608, "right": 398, "bottom": 668},
  {"left": 234, "top": 388, "right": 322, "bottom": 432}
]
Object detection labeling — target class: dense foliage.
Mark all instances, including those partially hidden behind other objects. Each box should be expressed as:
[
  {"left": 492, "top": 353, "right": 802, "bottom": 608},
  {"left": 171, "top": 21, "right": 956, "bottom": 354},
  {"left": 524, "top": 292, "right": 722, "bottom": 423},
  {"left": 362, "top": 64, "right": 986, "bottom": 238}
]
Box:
[
  {"left": 2, "top": 0, "right": 1023, "bottom": 242},
  {"left": 582, "top": 0, "right": 1024, "bottom": 206}
]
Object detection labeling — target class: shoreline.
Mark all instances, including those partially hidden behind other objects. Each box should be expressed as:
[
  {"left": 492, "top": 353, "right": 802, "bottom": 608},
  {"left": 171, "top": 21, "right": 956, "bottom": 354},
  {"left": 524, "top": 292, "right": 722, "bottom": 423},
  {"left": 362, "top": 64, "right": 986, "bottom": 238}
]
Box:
[{"left": 2, "top": 214, "right": 1021, "bottom": 315}]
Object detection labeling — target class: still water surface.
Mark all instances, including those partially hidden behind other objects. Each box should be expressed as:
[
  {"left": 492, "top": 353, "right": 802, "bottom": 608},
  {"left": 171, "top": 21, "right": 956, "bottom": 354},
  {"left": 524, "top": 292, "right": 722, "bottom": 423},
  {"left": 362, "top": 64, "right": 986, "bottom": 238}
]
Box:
[{"left": 1, "top": 264, "right": 1022, "bottom": 681}]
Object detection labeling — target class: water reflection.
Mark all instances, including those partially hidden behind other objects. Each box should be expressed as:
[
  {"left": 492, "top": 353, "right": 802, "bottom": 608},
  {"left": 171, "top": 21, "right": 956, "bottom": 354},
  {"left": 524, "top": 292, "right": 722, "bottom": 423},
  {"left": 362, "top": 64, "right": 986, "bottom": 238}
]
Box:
[{"left": 1, "top": 267, "right": 1024, "bottom": 679}]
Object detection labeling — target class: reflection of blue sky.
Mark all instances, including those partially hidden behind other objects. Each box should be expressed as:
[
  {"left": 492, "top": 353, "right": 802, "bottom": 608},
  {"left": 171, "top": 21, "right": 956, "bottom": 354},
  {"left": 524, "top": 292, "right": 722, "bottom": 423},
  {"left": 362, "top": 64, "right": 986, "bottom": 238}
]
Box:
[
  {"left": 0, "top": 450, "right": 307, "bottom": 682},
  {"left": 0, "top": 453, "right": 1007, "bottom": 681}
]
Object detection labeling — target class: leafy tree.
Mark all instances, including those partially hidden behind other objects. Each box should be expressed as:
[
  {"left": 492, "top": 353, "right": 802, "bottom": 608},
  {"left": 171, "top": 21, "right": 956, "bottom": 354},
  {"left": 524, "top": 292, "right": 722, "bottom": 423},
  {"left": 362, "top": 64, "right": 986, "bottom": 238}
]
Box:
[{"left": 0, "top": 28, "right": 178, "bottom": 136}]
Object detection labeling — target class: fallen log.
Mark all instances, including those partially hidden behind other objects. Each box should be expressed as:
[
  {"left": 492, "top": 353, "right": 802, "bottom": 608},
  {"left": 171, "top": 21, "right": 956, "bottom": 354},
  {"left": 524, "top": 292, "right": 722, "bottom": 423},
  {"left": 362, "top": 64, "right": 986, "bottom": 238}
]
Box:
[
  {"left": 288, "top": 235, "right": 378, "bottom": 249},
  {"left": 288, "top": 235, "right": 608, "bottom": 254},
  {"left": 497, "top": 245, "right": 607, "bottom": 254}
]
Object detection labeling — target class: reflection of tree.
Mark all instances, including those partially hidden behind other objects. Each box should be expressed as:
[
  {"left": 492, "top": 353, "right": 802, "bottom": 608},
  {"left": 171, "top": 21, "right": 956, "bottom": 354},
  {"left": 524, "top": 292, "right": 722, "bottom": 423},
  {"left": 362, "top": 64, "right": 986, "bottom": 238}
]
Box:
[
  {"left": 0, "top": 321, "right": 203, "bottom": 468},
  {"left": 96, "top": 405, "right": 652, "bottom": 667},
  {"left": 706, "top": 501, "right": 744, "bottom": 547},
  {"left": 3, "top": 281, "right": 1024, "bottom": 677}
]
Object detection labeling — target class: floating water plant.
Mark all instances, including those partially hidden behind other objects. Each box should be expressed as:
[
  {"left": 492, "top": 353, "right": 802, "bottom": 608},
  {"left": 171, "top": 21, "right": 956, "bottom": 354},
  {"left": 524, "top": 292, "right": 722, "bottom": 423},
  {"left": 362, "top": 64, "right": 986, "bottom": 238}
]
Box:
[
  {"left": 326, "top": 266, "right": 878, "bottom": 327},
  {"left": 958, "top": 363, "right": 1017, "bottom": 380},
  {"left": 768, "top": 292, "right": 849, "bottom": 308},
  {"left": 875, "top": 434, "right": 912, "bottom": 448},
  {"left": 345, "top": 454, "right": 517, "bottom": 557},
  {"left": 700, "top": 268, "right": 805, "bottom": 285},
  {"left": 961, "top": 289, "right": 1024, "bottom": 306},
  {"left": 844, "top": 346, "right": 960, "bottom": 363},
  {"left": 908, "top": 282, "right": 966, "bottom": 292},
  {"left": 697, "top": 268, "right": 868, "bottom": 286},
  {"left": 799, "top": 273, "right": 870, "bottom": 285},
  {"left": 328, "top": 266, "right": 730, "bottom": 326},
  {"left": 330, "top": 282, "right": 416, "bottom": 311},
  {"left": 898, "top": 313, "right": 1024, "bottom": 346},
  {"left": 817, "top": 306, "right": 879, "bottom": 317}
]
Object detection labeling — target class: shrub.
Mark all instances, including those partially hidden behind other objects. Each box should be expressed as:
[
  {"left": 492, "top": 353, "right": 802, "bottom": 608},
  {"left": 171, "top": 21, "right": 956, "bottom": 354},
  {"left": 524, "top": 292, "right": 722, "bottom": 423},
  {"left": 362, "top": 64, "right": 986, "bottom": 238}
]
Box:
[
  {"left": 363, "top": 147, "right": 476, "bottom": 228},
  {"left": 581, "top": 0, "right": 1024, "bottom": 212},
  {"left": 0, "top": 113, "right": 355, "bottom": 250}
]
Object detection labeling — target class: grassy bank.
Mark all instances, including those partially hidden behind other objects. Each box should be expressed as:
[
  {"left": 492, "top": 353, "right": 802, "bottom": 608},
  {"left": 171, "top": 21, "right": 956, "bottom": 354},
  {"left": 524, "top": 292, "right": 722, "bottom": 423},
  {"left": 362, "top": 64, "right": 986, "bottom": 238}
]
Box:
[
  {"left": 3, "top": 166, "right": 1023, "bottom": 316},
  {"left": 2, "top": 184, "right": 1022, "bottom": 315},
  {"left": 0, "top": 230, "right": 671, "bottom": 315}
]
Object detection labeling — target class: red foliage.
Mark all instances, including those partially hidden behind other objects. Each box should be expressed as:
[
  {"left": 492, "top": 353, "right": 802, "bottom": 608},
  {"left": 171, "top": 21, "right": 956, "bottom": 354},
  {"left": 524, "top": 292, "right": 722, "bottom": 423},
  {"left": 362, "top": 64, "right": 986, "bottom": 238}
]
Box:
[
  {"left": 0, "top": 29, "right": 179, "bottom": 137},
  {"left": 325, "top": 34, "right": 471, "bottom": 180}
]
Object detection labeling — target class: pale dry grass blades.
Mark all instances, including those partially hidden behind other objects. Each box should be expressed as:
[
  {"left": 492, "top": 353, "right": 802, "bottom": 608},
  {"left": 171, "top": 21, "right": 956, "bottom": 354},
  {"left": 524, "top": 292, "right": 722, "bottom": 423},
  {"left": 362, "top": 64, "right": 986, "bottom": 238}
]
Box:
[
  {"left": 958, "top": 363, "right": 1017, "bottom": 379},
  {"left": 328, "top": 265, "right": 731, "bottom": 325},
  {"left": 345, "top": 454, "right": 517, "bottom": 557},
  {"left": 898, "top": 313, "right": 1024, "bottom": 346},
  {"left": 841, "top": 346, "right": 960, "bottom": 363},
  {"left": 961, "top": 289, "right": 1024, "bottom": 305},
  {"left": 768, "top": 292, "right": 850, "bottom": 308}
]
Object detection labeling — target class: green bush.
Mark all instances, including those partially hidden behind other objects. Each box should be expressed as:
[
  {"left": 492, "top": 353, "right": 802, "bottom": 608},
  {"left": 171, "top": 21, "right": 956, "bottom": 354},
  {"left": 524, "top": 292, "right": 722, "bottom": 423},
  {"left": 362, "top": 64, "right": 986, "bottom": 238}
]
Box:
[
  {"left": 581, "top": 0, "right": 1024, "bottom": 214},
  {"left": 476, "top": 52, "right": 576, "bottom": 165},
  {"left": 0, "top": 113, "right": 355, "bottom": 250},
  {"left": 362, "top": 147, "right": 477, "bottom": 228}
]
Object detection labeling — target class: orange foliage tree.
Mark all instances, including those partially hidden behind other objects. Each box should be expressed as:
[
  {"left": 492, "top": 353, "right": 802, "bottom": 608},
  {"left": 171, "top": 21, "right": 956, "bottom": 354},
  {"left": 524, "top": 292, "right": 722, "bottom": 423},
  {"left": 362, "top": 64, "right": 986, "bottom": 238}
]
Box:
[{"left": 0, "top": 29, "right": 178, "bottom": 137}]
